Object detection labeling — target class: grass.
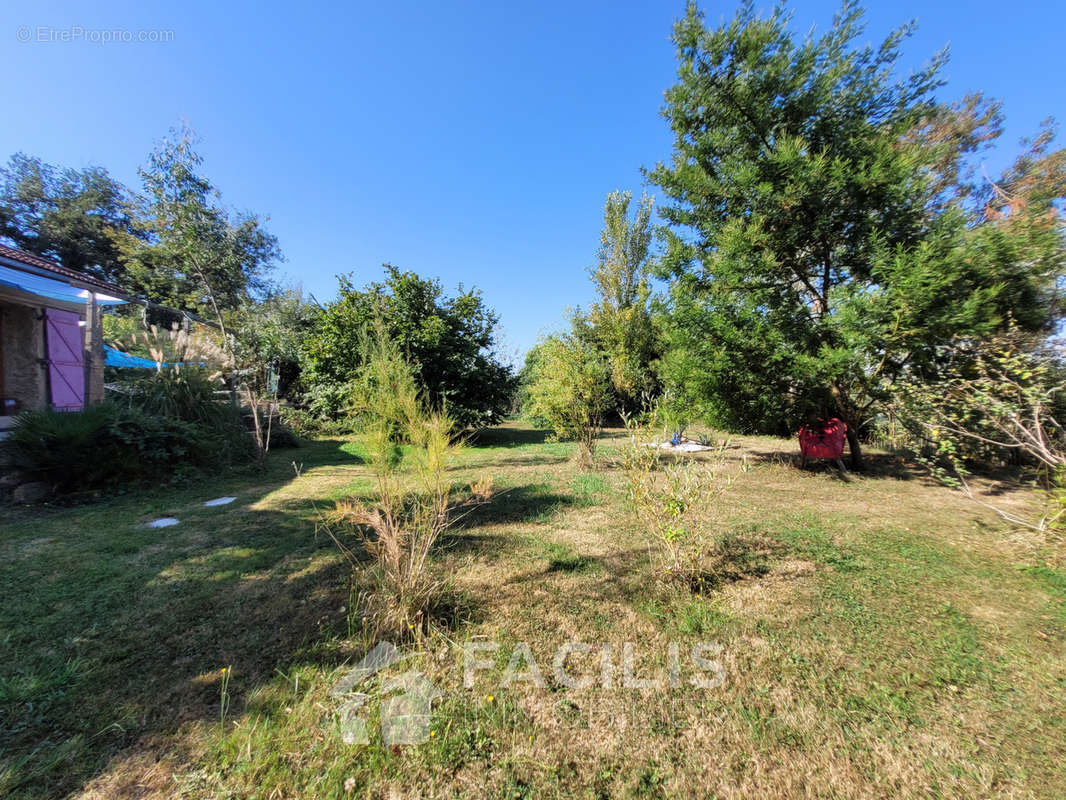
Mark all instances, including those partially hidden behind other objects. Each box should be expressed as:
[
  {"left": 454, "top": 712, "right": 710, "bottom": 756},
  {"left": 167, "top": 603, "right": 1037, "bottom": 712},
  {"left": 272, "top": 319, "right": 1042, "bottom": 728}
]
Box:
[{"left": 1, "top": 423, "right": 1064, "bottom": 798}]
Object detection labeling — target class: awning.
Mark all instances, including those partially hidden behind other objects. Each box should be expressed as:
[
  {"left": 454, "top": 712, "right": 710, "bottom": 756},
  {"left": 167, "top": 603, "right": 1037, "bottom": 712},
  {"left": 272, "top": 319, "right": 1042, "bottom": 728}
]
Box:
[{"left": 0, "top": 263, "right": 125, "bottom": 306}]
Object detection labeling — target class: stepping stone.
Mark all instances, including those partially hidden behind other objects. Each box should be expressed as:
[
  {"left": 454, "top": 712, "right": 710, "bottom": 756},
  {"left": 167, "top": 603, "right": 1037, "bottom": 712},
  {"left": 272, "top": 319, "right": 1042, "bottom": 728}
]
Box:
[
  {"left": 148, "top": 517, "right": 179, "bottom": 528},
  {"left": 203, "top": 497, "right": 236, "bottom": 507}
]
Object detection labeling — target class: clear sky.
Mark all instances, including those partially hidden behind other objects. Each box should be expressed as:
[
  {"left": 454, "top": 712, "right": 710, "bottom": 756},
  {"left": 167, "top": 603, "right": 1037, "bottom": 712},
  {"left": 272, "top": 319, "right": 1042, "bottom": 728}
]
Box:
[{"left": 2, "top": 0, "right": 1063, "bottom": 362}]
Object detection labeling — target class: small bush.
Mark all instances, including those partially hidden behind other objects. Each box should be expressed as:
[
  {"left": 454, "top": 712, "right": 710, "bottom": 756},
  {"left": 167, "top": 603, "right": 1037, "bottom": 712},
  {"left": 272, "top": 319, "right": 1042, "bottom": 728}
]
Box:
[
  {"left": 524, "top": 334, "right": 611, "bottom": 467},
  {"left": 321, "top": 317, "right": 491, "bottom": 641},
  {"left": 123, "top": 368, "right": 255, "bottom": 464},
  {"left": 277, "top": 405, "right": 351, "bottom": 438},
  {"left": 620, "top": 423, "right": 731, "bottom": 588},
  {"left": 3, "top": 371, "right": 256, "bottom": 497}
]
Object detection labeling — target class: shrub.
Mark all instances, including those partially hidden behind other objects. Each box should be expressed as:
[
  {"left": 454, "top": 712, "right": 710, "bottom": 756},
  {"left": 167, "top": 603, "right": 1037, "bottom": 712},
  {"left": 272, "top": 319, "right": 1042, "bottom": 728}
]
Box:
[
  {"left": 895, "top": 329, "right": 1066, "bottom": 539},
  {"left": 121, "top": 368, "right": 255, "bottom": 465},
  {"left": 301, "top": 267, "right": 516, "bottom": 429},
  {"left": 3, "top": 404, "right": 227, "bottom": 495},
  {"left": 4, "top": 370, "right": 256, "bottom": 497},
  {"left": 619, "top": 422, "right": 730, "bottom": 589},
  {"left": 321, "top": 317, "right": 491, "bottom": 641},
  {"left": 277, "top": 405, "right": 352, "bottom": 438},
  {"left": 524, "top": 334, "right": 611, "bottom": 467}
]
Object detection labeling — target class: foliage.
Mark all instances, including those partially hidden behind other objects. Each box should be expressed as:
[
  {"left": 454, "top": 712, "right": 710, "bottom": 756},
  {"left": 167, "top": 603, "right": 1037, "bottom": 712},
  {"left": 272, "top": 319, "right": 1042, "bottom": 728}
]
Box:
[
  {"left": 220, "top": 289, "right": 320, "bottom": 461},
  {"left": 302, "top": 266, "right": 515, "bottom": 429},
  {"left": 0, "top": 127, "right": 280, "bottom": 314},
  {"left": 648, "top": 1, "right": 1064, "bottom": 466},
  {"left": 572, "top": 191, "right": 661, "bottom": 416},
  {"left": 0, "top": 153, "right": 136, "bottom": 283},
  {"left": 322, "top": 317, "right": 491, "bottom": 641},
  {"left": 619, "top": 423, "right": 730, "bottom": 588},
  {"left": 226, "top": 287, "right": 320, "bottom": 401},
  {"left": 896, "top": 330, "right": 1066, "bottom": 538},
  {"left": 277, "top": 405, "right": 342, "bottom": 438},
  {"left": 2, "top": 393, "right": 252, "bottom": 496},
  {"left": 524, "top": 333, "right": 611, "bottom": 466},
  {"left": 903, "top": 91, "right": 1005, "bottom": 212},
  {"left": 122, "top": 367, "right": 254, "bottom": 460},
  {"left": 112, "top": 124, "right": 280, "bottom": 312}
]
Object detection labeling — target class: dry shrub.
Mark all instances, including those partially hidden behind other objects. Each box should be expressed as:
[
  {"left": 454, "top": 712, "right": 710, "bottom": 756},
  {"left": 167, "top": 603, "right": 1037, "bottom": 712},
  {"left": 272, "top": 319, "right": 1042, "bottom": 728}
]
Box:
[{"left": 322, "top": 317, "right": 491, "bottom": 641}]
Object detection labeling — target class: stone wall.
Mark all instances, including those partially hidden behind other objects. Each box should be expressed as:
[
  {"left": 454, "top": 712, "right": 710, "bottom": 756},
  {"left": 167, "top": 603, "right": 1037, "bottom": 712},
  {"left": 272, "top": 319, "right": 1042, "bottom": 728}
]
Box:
[{"left": 1, "top": 301, "right": 45, "bottom": 411}]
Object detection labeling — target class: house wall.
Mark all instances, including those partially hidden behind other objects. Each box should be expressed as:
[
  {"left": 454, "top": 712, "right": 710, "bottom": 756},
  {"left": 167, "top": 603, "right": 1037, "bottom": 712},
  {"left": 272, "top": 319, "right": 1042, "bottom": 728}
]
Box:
[{"left": 0, "top": 301, "right": 46, "bottom": 411}]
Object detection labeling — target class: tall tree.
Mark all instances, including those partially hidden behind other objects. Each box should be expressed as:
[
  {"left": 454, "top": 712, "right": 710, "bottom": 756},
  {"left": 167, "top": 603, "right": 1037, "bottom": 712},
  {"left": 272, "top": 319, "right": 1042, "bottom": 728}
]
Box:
[
  {"left": 573, "top": 190, "right": 660, "bottom": 415},
  {"left": 0, "top": 153, "right": 137, "bottom": 283},
  {"left": 113, "top": 125, "right": 279, "bottom": 313},
  {"left": 649, "top": 1, "right": 1061, "bottom": 467}
]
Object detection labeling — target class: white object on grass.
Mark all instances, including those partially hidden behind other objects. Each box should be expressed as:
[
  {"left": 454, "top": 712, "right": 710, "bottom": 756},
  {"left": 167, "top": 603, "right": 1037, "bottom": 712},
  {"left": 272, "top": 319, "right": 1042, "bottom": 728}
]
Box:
[
  {"left": 148, "top": 517, "right": 179, "bottom": 528},
  {"left": 203, "top": 497, "right": 236, "bottom": 507},
  {"left": 645, "top": 441, "right": 716, "bottom": 452}
]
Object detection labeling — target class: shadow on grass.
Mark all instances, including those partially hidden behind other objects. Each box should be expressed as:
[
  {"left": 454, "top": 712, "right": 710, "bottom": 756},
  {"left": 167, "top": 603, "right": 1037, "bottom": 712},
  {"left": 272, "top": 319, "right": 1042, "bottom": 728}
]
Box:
[
  {"left": 505, "top": 531, "right": 783, "bottom": 604},
  {"left": 453, "top": 483, "right": 575, "bottom": 528},
  {"left": 0, "top": 440, "right": 380, "bottom": 800},
  {"left": 468, "top": 426, "right": 552, "bottom": 448},
  {"left": 741, "top": 449, "right": 935, "bottom": 482},
  {"left": 477, "top": 453, "right": 572, "bottom": 468}
]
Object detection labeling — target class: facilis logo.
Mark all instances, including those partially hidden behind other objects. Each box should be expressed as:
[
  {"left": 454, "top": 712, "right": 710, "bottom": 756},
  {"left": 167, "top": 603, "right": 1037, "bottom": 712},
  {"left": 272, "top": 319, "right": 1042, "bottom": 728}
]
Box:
[{"left": 329, "top": 639, "right": 726, "bottom": 746}]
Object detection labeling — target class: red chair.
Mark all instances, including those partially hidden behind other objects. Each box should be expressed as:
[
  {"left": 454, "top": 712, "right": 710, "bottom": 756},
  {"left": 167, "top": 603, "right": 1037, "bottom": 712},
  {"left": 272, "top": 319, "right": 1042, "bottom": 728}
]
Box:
[{"left": 798, "top": 418, "right": 848, "bottom": 472}]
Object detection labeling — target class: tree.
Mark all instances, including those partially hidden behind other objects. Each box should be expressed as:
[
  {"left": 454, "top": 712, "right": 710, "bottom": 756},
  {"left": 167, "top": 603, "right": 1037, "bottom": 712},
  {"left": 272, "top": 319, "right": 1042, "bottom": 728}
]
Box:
[
  {"left": 648, "top": 1, "right": 1062, "bottom": 467},
  {"left": 113, "top": 125, "right": 280, "bottom": 313},
  {"left": 302, "top": 267, "right": 515, "bottom": 429},
  {"left": 896, "top": 328, "right": 1066, "bottom": 538},
  {"left": 223, "top": 288, "right": 321, "bottom": 461},
  {"left": 904, "top": 92, "right": 1004, "bottom": 213},
  {"left": 0, "top": 153, "right": 137, "bottom": 283},
  {"left": 573, "top": 190, "right": 661, "bottom": 416},
  {"left": 227, "top": 287, "right": 320, "bottom": 401},
  {"left": 525, "top": 333, "right": 611, "bottom": 466}
]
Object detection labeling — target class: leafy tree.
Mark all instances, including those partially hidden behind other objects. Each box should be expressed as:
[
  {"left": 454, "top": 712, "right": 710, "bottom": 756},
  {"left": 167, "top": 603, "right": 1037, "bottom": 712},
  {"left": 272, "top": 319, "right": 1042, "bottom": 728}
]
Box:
[
  {"left": 525, "top": 333, "right": 611, "bottom": 466},
  {"left": 573, "top": 190, "right": 661, "bottom": 416},
  {"left": 649, "top": 1, "right": 1062, "bottom": 467},
  {"left": 0, "top": 153, "right": 137, "bottom": 283},
  {"left": 113, "top": 125, "right": 280, "bottom": 313},
  {"left": 302, "top": 267, "right": 515, "bottom": 429},
  {"left": 227, "top": 287, "right": 320, "bottom": 401}
]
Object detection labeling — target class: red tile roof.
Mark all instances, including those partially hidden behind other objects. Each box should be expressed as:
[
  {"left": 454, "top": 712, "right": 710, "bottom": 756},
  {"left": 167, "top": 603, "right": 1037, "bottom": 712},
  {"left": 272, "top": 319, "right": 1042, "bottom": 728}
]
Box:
[{"left": 0, "top": 243, "right": 128, "bottom": 296}]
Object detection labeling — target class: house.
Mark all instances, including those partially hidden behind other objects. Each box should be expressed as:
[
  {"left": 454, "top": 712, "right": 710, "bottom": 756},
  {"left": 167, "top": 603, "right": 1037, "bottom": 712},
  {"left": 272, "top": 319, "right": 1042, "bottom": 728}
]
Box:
[{"left": 0, "top": 244, "right": 127, "bottom": 433}]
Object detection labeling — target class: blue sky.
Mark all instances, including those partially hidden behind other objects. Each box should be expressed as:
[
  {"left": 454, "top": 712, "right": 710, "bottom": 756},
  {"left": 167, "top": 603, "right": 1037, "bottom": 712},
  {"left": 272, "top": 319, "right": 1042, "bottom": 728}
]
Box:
[{"left": 2, "top": 0, "right": 1063, "bottom": 362}]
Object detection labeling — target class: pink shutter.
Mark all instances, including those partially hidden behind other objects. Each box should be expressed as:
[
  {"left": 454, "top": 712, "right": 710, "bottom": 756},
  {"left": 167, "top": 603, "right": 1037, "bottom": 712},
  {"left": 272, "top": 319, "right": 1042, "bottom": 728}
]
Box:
[{"left": 45, "top": 308, "right": 84, "bottom": 411}]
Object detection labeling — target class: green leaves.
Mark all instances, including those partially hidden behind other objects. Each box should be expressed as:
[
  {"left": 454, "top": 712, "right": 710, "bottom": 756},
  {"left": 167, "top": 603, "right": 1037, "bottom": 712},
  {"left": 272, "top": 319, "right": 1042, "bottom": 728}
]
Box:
[
  {"left": 524, "top": 334, "right": 611, "bottom": 464},
  {"left": 302, "top": 267, "right": 515, "bottom": 429},
  {"left": 649, "top": 0, "right": 1063, "bottom": 449},
  {"left": 114, "top": 124, "right": 280, "bottom": 312},
  {"left": 0, "top": 153, "right": 134, "bottom": 283}
]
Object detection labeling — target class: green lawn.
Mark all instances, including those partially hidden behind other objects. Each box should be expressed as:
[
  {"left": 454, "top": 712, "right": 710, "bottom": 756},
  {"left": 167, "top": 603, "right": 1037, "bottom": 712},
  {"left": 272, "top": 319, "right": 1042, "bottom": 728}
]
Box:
[{"left": 1, "top": 425, "right": 1064, "bottom": 799}]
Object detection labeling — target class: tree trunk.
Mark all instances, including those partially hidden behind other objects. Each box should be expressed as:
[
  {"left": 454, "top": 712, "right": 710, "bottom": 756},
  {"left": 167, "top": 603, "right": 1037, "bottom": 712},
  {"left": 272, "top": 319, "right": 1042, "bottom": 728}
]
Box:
[
  {"left": 829, "top": 380, "right": 864, "bottom": 471},
  {"left": 844, "top": 423, "right": 863, "bottom": 471}
]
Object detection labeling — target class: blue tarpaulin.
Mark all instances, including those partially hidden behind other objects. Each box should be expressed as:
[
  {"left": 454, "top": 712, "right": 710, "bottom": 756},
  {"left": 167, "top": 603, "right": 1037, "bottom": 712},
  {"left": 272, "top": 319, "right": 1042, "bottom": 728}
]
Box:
[
  {"left": 0, "top": 263, "right": 125, "bottom": 306},
  {"left": 104, "top": 345, "right": 205, "bottom": 370},
  {"left": 104, "top": 345, "right": 161, "bottom": 369}
]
